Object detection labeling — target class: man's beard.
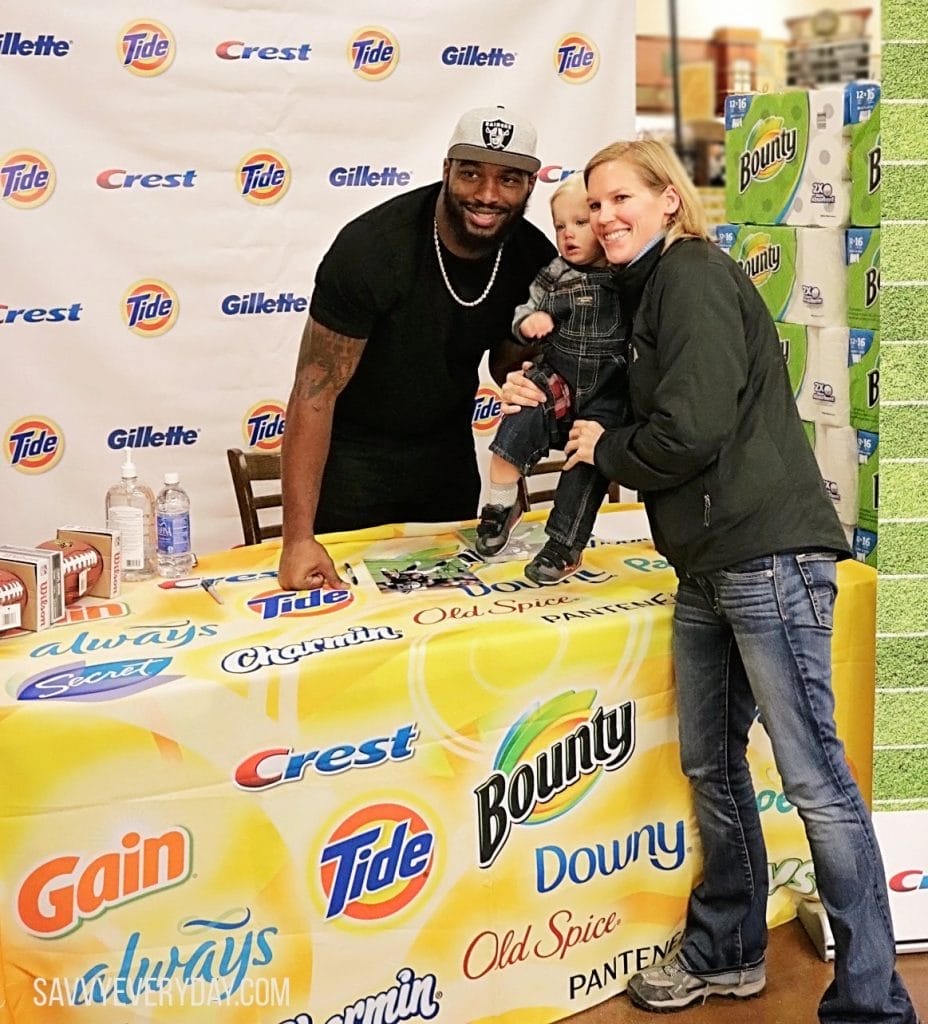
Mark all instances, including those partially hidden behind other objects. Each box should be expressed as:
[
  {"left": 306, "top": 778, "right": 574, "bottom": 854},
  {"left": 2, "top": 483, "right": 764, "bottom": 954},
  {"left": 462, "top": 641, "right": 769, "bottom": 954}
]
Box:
[{"left": 440, "top": 188, "right": 530, "bottom": 257}]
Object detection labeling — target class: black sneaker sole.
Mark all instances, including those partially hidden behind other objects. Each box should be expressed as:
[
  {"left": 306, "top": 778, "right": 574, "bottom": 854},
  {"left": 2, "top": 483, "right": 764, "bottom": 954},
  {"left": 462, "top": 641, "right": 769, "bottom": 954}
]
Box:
[{"left": 524, "top": 558, "right": 581, "bottom": 586}]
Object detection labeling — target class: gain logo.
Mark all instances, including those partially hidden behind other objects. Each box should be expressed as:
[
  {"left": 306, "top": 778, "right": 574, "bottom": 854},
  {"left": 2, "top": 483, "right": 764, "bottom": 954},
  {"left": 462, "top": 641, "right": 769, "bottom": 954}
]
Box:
[
  {"left": 1, "top": 150, "right": 55, "bottom": 208},
  {"left": 736, "top": 232, "right": 781, "bottom": 287},
  {"left": 472, "top": 385, "right": 502, "bottom": 434},
  {"left": 244, "top": 400, "right": 285, "bottom": 450},
  {"left": 320, "top": 802, "right": 434, "bottom": 921},
  {"left": 246, "top": 587, "right": 354, "bottom": 620},
  {"left": 738, "top": 117, "right": 798, "bottom": 193},
  {"left": 475, "top": 689, "right": 635, "bottom": 868},
  {"left": 238, "top": 150, "right": 290, "bottom": 204},
  {"left": 118, "top": 19, "right": 175, "bottom": 76},
  {"left": 6, "top": 416, "right": 64, "bottom": 473},
  {"left": 554, "top": 33, "right": 599, "bottom": 83},
  {"left": 123, "top": 279, "right": 179, "bottom": 336},
  {"left": 349, "top": 26, "right": 399, "bottom": 80}
]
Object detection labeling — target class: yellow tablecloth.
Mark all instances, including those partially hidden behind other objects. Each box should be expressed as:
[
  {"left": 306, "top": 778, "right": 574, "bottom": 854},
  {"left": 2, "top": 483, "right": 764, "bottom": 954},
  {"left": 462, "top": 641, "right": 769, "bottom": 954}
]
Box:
[{"left": 0, "top": 510, "right": 875, "bottom": 1023}]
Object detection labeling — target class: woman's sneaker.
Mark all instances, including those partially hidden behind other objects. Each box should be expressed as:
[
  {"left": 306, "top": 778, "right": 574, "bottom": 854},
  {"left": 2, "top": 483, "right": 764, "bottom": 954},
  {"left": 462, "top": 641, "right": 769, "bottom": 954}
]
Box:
[
  {"left": 626, "top": 956, "right": 766, "bottom": 1011},
  {"left": 475, "top": 503, "right": 522, "bottom": 557},
  {"left": 524, "top": 539, "right": 583, "bottom": 585}
]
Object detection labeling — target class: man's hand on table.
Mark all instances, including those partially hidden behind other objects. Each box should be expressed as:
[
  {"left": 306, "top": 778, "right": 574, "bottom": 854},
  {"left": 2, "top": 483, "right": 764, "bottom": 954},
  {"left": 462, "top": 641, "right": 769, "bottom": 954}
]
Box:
[{"left": 278, "top": 538, "right": 346, "bottom": 591}]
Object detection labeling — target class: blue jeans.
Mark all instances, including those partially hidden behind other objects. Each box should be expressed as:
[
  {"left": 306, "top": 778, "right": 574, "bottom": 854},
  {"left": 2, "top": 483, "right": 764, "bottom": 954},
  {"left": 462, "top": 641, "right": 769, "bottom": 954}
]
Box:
[{"left": 673, "top": 552, "right": 916, "bottom": 1023}]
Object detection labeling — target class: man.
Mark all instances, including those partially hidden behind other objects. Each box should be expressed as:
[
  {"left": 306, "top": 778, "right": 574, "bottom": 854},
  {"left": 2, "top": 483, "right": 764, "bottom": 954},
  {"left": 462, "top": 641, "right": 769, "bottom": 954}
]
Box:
[{"left": 277, "top": 105, "right": 555, "bottom": 591}]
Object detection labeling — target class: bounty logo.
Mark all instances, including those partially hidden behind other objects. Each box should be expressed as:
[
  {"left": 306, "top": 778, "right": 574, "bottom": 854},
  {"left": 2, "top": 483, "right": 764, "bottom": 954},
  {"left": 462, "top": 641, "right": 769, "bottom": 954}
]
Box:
[
  {"left": 554, "top": 33, "right": 599, "bottom": 83},
  {"left": 238, "top": 150, "right": 290, "bottom": 205},
  {"left": 472, "top": 385, "right": 502, "bottom": 434},
  {"left": 118, "top": 19, "right": 175, "bottom": 76},
  {"left": 739, "top": 117, "right": 798, "bottom": 193},
  {"left": 868, "top": 144, "right": 881, "bottom": 195},
  {"left": 244, "top": 400, "right": 285, "bottom": 450},
  {"left": 246, "top": 587, "right": 354, "bottom": 621},
  {"left": 475, "top": 689, "right": 635, "bottom": 868},
  {"left": 319, "top": 802, "right": 434, "bottom": 921},
  {"left": 349, "top": 26, "right": 399, "bottom": 80},
  {"left": 865, "top": 255, "right": 881, "bottom": 308},
  {"left": 6, "top": 417, "right": 64, "bottom": 473},
  {"left": 736, "top": 232, "right": 781, "bottom": 287},
  {"left": 122, "top": 280, "right": 178, "bottom": 336},
  {"left": 15, "top": 656, "right": 180, "bottom": 700},
  {"left": 1, "top": 150, "right": 55, "bottom": 208}
]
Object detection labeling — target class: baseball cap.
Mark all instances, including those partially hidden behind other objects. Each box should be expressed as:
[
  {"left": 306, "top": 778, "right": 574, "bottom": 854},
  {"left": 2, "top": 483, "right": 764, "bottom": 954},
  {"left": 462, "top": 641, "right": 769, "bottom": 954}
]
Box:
[{"left": 447, "top": 105, "right": 541, "bottom": 174}]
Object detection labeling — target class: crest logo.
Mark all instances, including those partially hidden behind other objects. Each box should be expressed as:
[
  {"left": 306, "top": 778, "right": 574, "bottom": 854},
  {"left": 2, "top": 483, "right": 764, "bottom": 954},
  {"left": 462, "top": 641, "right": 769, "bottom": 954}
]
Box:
[{"left": 482, "top": 119, "right": 514, "bottom": 152}]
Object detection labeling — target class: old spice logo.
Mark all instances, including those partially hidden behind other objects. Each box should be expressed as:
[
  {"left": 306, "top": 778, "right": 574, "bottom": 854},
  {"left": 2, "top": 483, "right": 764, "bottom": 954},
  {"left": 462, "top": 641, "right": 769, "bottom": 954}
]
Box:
[{"left": 17, "top": 827, "right": 191, "bottom": 938}]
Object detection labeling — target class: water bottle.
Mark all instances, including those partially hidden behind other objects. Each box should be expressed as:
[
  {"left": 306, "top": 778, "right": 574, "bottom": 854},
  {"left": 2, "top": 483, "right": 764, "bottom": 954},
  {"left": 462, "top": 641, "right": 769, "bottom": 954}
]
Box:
[
  {"left": 156, "top": 472, "right": 194, "bottom": 578},
  {"left": 105, "top": 454, "right": 156, "bottom": 581}
]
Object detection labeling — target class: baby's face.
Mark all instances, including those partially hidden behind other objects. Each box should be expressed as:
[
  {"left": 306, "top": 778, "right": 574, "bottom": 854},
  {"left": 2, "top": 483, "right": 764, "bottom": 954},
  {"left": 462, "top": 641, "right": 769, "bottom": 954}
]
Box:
[{"left": 551, "top": 189, "right": 604, "bottom": 266}]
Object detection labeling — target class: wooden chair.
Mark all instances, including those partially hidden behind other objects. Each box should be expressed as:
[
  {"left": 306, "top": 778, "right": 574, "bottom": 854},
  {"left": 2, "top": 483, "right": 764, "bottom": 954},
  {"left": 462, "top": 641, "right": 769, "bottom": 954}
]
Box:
[
  {"left": 517, "top": 451, "right": 622, "bottom": 512},
  {"left": 226, "top": 447, "right": 283, "bottom": 545}
]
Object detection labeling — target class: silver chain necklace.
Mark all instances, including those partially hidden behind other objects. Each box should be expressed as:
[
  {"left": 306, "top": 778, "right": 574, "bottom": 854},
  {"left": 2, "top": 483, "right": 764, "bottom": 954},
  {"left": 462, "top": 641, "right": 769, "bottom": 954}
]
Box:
[{"left": 433, "top": 217, "right": 504, "bottom": 308}]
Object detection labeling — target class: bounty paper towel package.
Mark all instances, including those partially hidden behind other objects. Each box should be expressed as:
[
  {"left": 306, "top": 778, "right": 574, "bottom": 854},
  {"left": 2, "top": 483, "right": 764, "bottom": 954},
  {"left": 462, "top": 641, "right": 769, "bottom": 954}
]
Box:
[
  {"left": 814, "top": 424, "right": 859, "bottom": 527},
  {"left": 846, "top": 228, "right": 880, "bottom": 330},
  {"left": 848, "top": 328, "right": 879, "bottom": 432},
  {"left": 857, "top": 429, "right": 879, "bottom": 532},
  {"left": 811, "top": 328, "right": 852, "bottom": 427},
  {"left": 848, "top": 83, "right": 881, "bottom": 227},
  {"left": 725, "top": 88, "right": 851, "bottom": 227},
  {"left": 775, "top": 321, "right": 814, "bottom": 416},
  {"left": 853, "top": 527, "right": 878, "bottom": 566}
]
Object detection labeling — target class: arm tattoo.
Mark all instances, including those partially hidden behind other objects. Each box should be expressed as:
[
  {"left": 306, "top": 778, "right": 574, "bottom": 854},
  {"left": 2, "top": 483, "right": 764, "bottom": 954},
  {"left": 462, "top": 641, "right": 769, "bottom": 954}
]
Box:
[{"left": 292, "top": 319, "right": 365, "bottom": 403}]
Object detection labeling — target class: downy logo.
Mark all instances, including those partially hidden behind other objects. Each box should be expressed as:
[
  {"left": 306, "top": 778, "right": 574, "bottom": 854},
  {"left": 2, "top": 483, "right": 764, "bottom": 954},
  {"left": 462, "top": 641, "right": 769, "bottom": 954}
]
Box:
[{"left": 739, "top": 117, "right": 797, "bottom": 193}]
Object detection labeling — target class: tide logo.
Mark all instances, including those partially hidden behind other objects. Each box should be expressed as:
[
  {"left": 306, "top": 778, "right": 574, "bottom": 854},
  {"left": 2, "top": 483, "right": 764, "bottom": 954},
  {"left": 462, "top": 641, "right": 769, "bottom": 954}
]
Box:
[
  {"left": 554, "top": 33, "right": 599, "bottom": 83},
  {"left": 1, "top": 150, "right": 55, "bottom": 208},
  {"left": 472, "top": 386, "right": 502, "bottom": 434},
  {"left": 247, "top": 587, "right": 353, "bottom": 621},
  {"left": 475, "top": 689, "right": 636, "bottom": 868},
  {"left": 736, "top": 233, "right": 781, "bottom": 287},
  {"left": 122, "top": 279, "right": 179, "bottom": 336},
  {"left": 349, "top": 26, "right": 399, "bottom": 80},
  {"left": 244, "top": 400, "right": 286, "bottom": 450},
  {"left": 6, "top": 417, "right": 64, "bottom": 473},
  {"left": 238, "top": 150, "right": 290, "bottom": 205},
  {"left": 118, "top": 19, "right": 175, "bottom": 76},
  {"left": 17, "top": 827, "right": 191, "bottom": 938},
  {"left": 320, "top": 803, "right": 434, "bottom": 921},
  {"left": 739, "top": 117, "right": 798, "bottom": 193}
]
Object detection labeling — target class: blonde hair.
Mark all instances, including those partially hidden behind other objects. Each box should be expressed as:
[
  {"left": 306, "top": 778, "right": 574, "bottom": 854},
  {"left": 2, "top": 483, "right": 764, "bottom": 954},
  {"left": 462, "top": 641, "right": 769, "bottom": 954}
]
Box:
[
  {"left": 584, "top": 139, "right": 709, "bottom": 249},
  {"left": 549, "top": 171, "right": 587, "bottom": 211}
]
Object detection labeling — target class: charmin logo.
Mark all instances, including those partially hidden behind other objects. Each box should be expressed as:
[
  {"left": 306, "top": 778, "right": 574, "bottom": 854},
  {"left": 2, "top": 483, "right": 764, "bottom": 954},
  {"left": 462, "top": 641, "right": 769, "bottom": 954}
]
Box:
[
  {"left": 329, "top": 165, "right": 411, "bottom": 187},
  {"left": 118, "top": 19, "right": 175, "bottom": 76},
  {"left": 554, "top": 33, "right": 599, "bottom": 83},
  {"left": 538, "top": 164, "right": 580, "bottom": 184},
  {"left": 96, "top": 167, "right": 196, "bottom": 189},
  {"left": 301, "top": 969, "right": 440, "bottom": 1024},
  {"left": 738, "top": 117, "right": 798, "bottom": 193},
  {"left": 472, "top": 386, "right": 502, "bottom": 434},
  {"left": 349, "top": 25, "right": 399, "bottom": 80},
  {"left": 221, "top": 625, "right": 403, "bottom": 674},
  {"left": 475, "top": 690, "right": 636, "bottom": 868},
  {"left": 244, "top": 400, "right": 286, "bottom": 450},
  {"left": 215, "top": 39, "right": 311, "bottom": 61},
  {"left": 1, "top": 150, "right": 55, "bottom": 208},
  {"left": 6, "top": 417, "right": 64, "bottom": 473},
  {"left": 16, "top": 827, "right": 191, "bottom": 938},
  {"left": 238, "top": 150, "right": 290, "bottom": 204},
  {"left": 0, "top": 301, "right": 81, "bottom": 324},
  {"left": 107, "top": 424, "right": 199, "bottom": 449},
  {"left": 16, "top": 656, "right": 180, "bottom": 700},
  {"left": 246, "top": 587, "right": 354, "bottom": 620},
  {"left": 441, "top": 43, "right": 515, "bottom": 67},
  {"left": 122, "top": 279, "right": 179, "bottom": 336},
  {"left": 736, "top": 233, "right": 781, "bottom": 286},
  {"left": 0, "top": 31, "right": 70, "bottom": 57},
  {"left": 889, "top": 869, "right": 928, "bottom": 892},
  {"left": 234, "top": 723, "right": 418, "bottom": 790},
  {"left": 221, "top": 291, "right": 308, "bottom": 315},
  {"left": 320, "top": 803, "right": 434, "bottom": 920}
]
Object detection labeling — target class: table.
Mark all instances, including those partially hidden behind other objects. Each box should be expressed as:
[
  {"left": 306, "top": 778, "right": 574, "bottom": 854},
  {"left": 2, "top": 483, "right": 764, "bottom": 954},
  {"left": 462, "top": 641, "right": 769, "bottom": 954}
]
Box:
[{"left": 0, "top": 509, "right": 876, "bottom": 1024}]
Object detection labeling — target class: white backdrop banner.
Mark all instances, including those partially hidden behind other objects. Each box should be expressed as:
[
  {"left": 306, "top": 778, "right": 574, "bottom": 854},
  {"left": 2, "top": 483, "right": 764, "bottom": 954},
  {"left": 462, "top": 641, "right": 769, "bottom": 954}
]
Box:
[{"left": 1, "top": 0, "right": 636, "bottom": 553}]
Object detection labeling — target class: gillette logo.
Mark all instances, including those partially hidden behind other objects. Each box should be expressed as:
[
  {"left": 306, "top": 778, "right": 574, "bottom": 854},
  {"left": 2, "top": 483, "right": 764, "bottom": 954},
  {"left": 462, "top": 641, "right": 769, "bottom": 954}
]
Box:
[
  {"left": 0, "top": 32, "right": 70, "bottom": 57},
  {"left": 221, "top": 291, "right": 308, "bottom": 315},
  {"left": 738, "top": 245, "right": 781, "bottom": 281},
  {"left": 329, "top": 166, "right": 411, "bottom": 187},
  {"left": 441, "top": 44, "right": 515, "bottom": 67},
  {"left": 739, "top": 128, "right": 798, "bottom": 193},
  {"left": 107, "top": 425, "right": 199, "bottom": 449}
]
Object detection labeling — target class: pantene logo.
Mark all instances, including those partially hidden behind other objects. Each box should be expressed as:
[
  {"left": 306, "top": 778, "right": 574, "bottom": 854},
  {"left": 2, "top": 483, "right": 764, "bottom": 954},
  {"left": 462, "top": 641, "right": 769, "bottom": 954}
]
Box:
[
  {"left": 555, "top": 33, "right": 599, "bottom": 83},
  {"left": 1, "top": 150, "right": 55, "bottom": 208},
  {"left": 349, "top": 26, "right": 399, "bottom": 80},
  {"left": 738, "top": 117, "right": 798, "bottom": 193},
  {"left": 123, "top": 279, "right": 179, "bottom": 336},
  {"left": 238, "top": 150, "right": 290, "bottom": 205},
  {"left": 118, "top": 19, "right": 175, "bottom": 76},
  {"left": 17, "top": 827, "right": 191, "bottom": 938}
]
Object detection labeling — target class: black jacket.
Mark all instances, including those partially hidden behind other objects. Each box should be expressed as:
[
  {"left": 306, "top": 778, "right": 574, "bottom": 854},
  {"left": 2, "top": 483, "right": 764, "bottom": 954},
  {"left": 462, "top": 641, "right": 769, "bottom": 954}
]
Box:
[{"left": 594, "top": 237, "right": 850, "bottom": 573}]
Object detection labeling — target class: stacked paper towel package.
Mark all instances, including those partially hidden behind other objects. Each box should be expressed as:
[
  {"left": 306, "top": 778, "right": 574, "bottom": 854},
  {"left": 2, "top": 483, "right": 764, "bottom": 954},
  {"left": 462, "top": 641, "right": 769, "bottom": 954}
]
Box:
[{"left": 719, "top": 82, "right": 881, "bottom": 565}]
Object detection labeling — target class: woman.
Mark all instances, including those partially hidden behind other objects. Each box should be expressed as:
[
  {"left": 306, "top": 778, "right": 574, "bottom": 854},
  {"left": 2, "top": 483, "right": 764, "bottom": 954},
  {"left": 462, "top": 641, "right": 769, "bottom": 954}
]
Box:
[{"left": 502, "top": 140, "right": 917, "bottom": 1020}]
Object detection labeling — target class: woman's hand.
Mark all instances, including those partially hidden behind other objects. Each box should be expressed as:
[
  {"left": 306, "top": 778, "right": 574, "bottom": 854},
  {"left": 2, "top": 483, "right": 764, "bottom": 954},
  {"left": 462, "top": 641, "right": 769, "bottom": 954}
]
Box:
[
  {"left": 564, "top": 419, "right": 605, "bottom": 470},
  {"left": 500, "top": 361, "right": 546, "bottom": 415}
]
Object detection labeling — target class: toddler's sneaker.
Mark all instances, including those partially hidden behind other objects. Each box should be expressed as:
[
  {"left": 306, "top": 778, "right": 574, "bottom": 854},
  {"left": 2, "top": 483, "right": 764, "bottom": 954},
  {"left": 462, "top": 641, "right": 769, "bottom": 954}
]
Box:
[
  {"left": 475, "top": 503, "right": 522, "bottom": 557},
  {"left": 524, "top": 539, "right": 582, "bottom": 585},
  {"left": 627, "top": 955, "right": 766, "bottom": 1011}
]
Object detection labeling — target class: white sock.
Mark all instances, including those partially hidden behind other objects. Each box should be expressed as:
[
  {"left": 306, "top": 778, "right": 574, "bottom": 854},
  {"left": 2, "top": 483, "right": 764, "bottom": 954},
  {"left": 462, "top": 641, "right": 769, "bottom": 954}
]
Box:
[{"left": 487, "top": 481, "right": 519, "bottom": 508}]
